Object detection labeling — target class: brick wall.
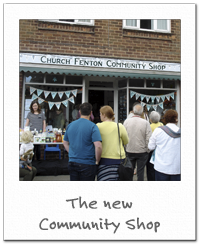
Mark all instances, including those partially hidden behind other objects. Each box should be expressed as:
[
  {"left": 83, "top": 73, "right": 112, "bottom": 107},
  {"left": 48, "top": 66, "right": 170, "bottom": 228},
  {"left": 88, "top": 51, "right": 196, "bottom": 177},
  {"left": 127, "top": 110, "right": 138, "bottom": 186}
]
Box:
[
  {"left": 19, "top": 19, "right": 181, "bottom": 63},
  {"left": 19, "top": 72, "right": 23, "bottom": 127}
]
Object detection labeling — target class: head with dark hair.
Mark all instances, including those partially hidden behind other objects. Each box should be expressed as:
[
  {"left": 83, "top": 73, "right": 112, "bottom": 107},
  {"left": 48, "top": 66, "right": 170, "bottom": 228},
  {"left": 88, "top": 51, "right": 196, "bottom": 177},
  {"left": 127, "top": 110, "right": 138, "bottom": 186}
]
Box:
[
  {"left": 79, "top": 102, "right": 92, "bottom": 116},
  {"left": 163, "top": 109, "right": 178, "bottom": 124},
  {"left": 100, "top": 105, "right": 115, "bottom": 121},
  {"left": 30, "top": 100, "right": 41, "bottom": 114}
]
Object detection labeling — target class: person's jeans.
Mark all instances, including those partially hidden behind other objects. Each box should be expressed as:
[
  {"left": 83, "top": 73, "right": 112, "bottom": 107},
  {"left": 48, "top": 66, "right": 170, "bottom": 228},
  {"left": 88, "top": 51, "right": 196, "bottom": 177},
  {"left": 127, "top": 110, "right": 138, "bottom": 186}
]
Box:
[
  {"left": 32, "top": 145, "right": 41, "bottom": 161},
  {"left": 68, "top": 162, "right": 97, "bottom": 181},
  {"left": 155, "top": 170, "right": 181, "bottom": 181},
  {"left": 146, "top": 151, "right": 155, "bottom": 181},
  {"left": 127, "top": 152, "right": 149, "bottom": 181}
]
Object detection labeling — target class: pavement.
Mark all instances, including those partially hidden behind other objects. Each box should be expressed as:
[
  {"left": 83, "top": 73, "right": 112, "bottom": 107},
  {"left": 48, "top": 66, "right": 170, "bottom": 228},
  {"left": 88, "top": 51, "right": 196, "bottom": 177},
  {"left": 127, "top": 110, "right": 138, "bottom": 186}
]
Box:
[{"left": 32, "top": 167, "right": 147, "bottom": 181}]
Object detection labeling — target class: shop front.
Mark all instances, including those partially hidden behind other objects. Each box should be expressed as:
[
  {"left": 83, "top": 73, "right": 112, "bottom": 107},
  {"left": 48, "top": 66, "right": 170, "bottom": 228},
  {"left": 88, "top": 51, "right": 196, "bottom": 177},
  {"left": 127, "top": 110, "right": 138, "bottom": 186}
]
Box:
[{"left": 20, "top": 53, "right": 181, "bottom": 129}]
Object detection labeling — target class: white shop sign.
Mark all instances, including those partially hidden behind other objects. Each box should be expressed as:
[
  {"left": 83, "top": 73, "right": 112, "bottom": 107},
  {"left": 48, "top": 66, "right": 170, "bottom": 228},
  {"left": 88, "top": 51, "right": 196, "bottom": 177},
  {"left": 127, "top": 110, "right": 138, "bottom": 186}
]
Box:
[{"left": 20, "top": 53, "right": 181, "bottom": 72}]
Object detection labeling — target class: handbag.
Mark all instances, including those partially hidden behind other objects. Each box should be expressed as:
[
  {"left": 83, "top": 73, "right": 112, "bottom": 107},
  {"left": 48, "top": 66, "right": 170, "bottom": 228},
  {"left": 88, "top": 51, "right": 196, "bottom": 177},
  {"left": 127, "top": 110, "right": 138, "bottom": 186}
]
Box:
[{"left": 117, "top": 123, "right": 134, "bottom": 181}]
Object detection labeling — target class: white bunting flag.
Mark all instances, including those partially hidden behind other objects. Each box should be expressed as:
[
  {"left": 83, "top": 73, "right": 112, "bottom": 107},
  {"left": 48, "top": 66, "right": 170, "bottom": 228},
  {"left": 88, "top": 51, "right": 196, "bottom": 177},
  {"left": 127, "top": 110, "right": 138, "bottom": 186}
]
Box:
[
  {"left": 62, "top": 100, "right": 68, "bottom": 108},
  {"left": 146, "top": 104, "right": 151, "bottom": 111},
  {"left": 156, "top": 96, "right": 160, "bottom": 103},
  {"left": 140, "top": 94, "right": 145, "bottom": 101},
  {"left": 146, "top": 96, "right": 150, "bottom": 103},
  {"left": 69, "top": 96, "right": 75, "bottom": 104},
  {"left": 159, "top": 103, "right": 163, "bottom": 109},
  {"left": 135, "top": 93, "right": 140, "bottom": 100},
  {"left": 151, "top": 96, "right": 155, "bottom": 102},
  {"left": 166, "top": 95, "right": 170, "bottom": 101},
  {"left": 30, "top": 87, "right": 36, "bottom": 95},
  {"left": 38, "top": 98, "right": 44, "bottom": 104},
  {"left": 170, "top": 92, "right": 175, "bottom": 100},
  {"left": 51, "top": 92, "right": 57, "bottom": 99},
  {"left": 37, "top": 89, "right": 43, "bottom": 96},
  {"left": 152, "top": 105, "right": 157, "bottom": 111},
  {"left": 72, "top": 89, "right": 77, "bottom": 97},
  {"left": 65, "top": 91, "right": 71, "bottom": 98},
  {"left": 55, "top": 102, "right": 61, "bottom": 110},
  {"left": 130, "top": 91, "right": 136, "bottom": 98},
  {"left": 31, "top": 93, "right": 38, "bottom": 100},
  {"left": 141, "top": 102, "right": 145, "bottom": 107},
  {"left": 48, "top": 102, "right": 54, "bottom": 110},
  {"left": 44, "top": 91, "right": 50, "bottom": 98},
  {"left": 58, "top": 92, "right": 64, "bottom": 99},
  {"left": 161, "top": 95, "right": 165, "bottom": 101}
]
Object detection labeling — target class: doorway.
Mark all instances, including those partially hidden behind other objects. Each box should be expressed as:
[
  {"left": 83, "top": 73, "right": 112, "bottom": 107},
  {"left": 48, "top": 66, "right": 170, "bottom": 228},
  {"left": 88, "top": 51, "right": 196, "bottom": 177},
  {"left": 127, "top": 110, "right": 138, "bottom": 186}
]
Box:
[{"left": 89, "top": 90, "right": 114, "bottom": 123}]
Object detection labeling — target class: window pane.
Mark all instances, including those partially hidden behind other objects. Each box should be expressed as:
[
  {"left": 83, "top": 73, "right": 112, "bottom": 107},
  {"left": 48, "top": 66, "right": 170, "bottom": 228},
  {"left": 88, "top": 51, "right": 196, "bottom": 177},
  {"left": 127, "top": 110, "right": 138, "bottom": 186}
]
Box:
[
  {"left": 46, "top": 74, "right": 64, "bottom": 84},
  {"left": 163, "top": 80, "right": 176, "bottom": 88},
  {"left": 146, "top": 79, "right": 160, "bottom": 88},
  {"left": 78, "top": 20, "right": 90, "bottom": 22},
  {"left": 89, "top": 81, "right": 113, "bottom": 88},
  {"left": 118, "top": 89, "right": 127, "bottom": 123},
  {"left": 157, "top": 20, "right": 167, "bottom": 30},
  {"left": 140, "top": 20, "right": 152, "bottom": 30},
  {"left": 126, "top": 19, "right": 137, "bottom": 27},
  {"left": 118, "top": 79, "right": 127, "bottom": 88},
  {"left": 25, "top": 72, "right": 44, "bottom": 83},
  {"left": 66, "top": 76, "right": 82, "bottom": 85},
  {"left": 129, "top": 79, "right": 144, "bottom": 87},
  {"left": 59, "top": 19, "right": 74, "bottom": 22}
]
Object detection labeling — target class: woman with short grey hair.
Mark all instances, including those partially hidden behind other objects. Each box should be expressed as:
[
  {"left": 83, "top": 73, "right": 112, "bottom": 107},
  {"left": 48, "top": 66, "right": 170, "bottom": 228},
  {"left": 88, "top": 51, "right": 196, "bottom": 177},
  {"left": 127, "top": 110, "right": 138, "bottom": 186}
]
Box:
[{"left": 149, "top": 111, "right": 163, "bottom": 132}]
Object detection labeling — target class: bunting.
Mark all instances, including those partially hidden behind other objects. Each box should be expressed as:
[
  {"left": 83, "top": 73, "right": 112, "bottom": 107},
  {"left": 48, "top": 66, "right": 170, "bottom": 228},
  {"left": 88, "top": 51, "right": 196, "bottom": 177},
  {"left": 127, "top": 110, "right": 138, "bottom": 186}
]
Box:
[
  {"left": 44, "top": 91, "right": 50, "bottom": 98},
  {"left": 30, "top": 87, "right": 36, "bottom": 95}
]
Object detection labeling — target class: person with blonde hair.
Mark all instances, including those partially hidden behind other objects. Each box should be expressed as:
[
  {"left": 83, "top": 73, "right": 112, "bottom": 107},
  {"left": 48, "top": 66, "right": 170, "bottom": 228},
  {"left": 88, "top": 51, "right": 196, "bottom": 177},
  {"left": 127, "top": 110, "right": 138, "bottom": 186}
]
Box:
[
  {"left": 19, "top": 131, "right": 37, "bottom": 181},
  {"left": 97, "top": 106, "right": 129, "bottom": 181}
]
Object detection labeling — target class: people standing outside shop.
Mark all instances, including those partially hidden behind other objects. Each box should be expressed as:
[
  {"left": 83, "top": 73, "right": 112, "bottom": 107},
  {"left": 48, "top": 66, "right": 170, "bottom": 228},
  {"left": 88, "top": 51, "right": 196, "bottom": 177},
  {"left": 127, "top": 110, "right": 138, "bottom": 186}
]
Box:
[
  {"left": 63, "top": 102, "right": 102, "bottom": 181},
  {"left": 124, "top": 103, "right": 152, "bottom": 181},
  {"left": 25, "top": 100, "right": 46, "bottom": 160},
  {"left": 148, "top": 109, "right": 181, "bottom": 181},
  {"left": 146, "top": 111, "right": 163, "bottom": 181},
  {"left": 96, "top": 106, "right": 129, "bottom": 181},
  {"left": 19, "top": 131, "right": 37, "bottom": 181}
]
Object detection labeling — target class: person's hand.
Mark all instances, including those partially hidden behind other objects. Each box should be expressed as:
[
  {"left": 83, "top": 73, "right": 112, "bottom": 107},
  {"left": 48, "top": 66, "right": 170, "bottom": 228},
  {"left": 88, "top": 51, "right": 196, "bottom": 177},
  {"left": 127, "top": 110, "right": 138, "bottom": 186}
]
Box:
[{"left": 27, "top": 166, "right": 32, "bottom": 171}]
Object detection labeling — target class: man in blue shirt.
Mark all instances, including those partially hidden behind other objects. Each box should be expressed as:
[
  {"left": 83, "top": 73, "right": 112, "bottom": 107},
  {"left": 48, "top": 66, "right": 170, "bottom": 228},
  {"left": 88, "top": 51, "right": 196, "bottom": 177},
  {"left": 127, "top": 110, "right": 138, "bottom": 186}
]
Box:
[{"left": 63, "top": 102, "right": 102, "bottom": 181}]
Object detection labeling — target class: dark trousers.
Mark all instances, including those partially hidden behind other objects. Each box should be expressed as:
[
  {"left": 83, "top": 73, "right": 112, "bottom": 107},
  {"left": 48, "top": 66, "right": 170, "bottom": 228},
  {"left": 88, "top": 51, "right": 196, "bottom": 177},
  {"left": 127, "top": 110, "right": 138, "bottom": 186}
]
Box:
[
  {"left": 155, "top": 170, "right": 181, "bottom": 181},
  {"left": 146, "top": 151, "right": 155, "bottom": 181},
  {"left": 20, "top": 167, "right": 37, "bottom": 181},
  {"left": 68, "top": 162, "right": 97, "bottom": 181},
  {"left": 32, "top": 145, "right": 41, "bottom": 161},
  {"left": 127, "top": 152, "right": 149, "bottom": 181}
]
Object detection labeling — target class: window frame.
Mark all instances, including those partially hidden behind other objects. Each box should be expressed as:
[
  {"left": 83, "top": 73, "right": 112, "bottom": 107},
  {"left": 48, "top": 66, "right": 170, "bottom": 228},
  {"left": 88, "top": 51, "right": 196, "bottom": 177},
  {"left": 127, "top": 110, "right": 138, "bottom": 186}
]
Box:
[
  {"left": 123, "top": 20, "right": 171, "bottom": 33},
  {"left": 38, "top": 19, "right": 94, "bottom": 26}
]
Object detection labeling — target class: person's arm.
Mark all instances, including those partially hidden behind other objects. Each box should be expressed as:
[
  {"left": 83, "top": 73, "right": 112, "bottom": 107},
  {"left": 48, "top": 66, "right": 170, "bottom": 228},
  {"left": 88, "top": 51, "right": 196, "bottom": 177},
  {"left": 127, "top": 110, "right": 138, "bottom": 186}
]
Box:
[
  {"left": 119, "top": 124, "right": 129, "bottom": 146},
  {"left": 43, "top": 120, "right": 46, "bottom": 132},
  {"left": 148, "top": 130, "right": 157, "bottom": 151},
  {"left": 93, "top": 141, "right": 102, "bottom": 164},
  {"left": 63, "top": 140, "right": 70, "bottom": 153},
  {"left": 25, "top": 118, "right": 29, "bottom": 126}
]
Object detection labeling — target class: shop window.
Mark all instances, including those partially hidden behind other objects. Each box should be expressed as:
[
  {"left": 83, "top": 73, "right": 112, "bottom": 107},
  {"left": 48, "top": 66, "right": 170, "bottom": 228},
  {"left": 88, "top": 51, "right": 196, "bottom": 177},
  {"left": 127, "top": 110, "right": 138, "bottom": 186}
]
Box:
[
  {"left": 46, "top": 74, "right": 64, "bottom": 84},
  {"left": 25, "top": 72, "right": 44, "bottom": 83},
  {"left": 146, "top": 79, "right": 161, "bottom": 88},
  {"left": 89, "top": 81, "right": 113, "bottom": 88},
  {"left": 163, "top": 80, "right": 176, "bottom": 88},
  {"left": 118, "top": 79, "right": 127, "bottom": 88},
  {"left": 129, "top": 79, "right": 144, "bottom": 87},
  {"left": 118, "top": 90, "right": 127, "bottom": 123},
  {"left": 38, "top": 19, "right": 94, "bottom": 26},
  {"left": 66, "top": 76, "right": 83, "bottom": 85},
  {"left": 123, "top": 20, "right": 171, "bottom": 33}
]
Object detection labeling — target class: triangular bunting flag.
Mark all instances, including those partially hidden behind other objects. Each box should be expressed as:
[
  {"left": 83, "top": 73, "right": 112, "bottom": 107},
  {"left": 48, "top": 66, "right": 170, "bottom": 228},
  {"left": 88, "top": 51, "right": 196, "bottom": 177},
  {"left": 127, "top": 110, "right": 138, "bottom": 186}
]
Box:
[
  {"left": 44, "top": 91, "right": 50, "bottom": 98},
  {"left": 156, "top": 96, "right": 160, "bottom": 103},
  {"left": 31, "top": 93, "right": 38, "bottom": 100},
  {"left": 38, "top": 98, "right": 44, "bottom": 104},
  {"left": 158, "top": 103, "right": 163, "bottom": 109},
  {"left": 37, "top": 89, "right": 43, "bottom": 96},
  {"left": 146, "top": 96, "right": 150, "bottom": 103},
  {"left": 130, "top": 91, "right": 136, "bottom": 98},
  {"left": 58, "top": 92, "right": 64, "bottom": 99},
  {"left": 161, "top": 95, "right": 165, "bottom": 101},
  {"left": 135, "top": 93, "right": 140, "bottom": 100},
  {"left": 141, "top": 102, "right": 145, "bottom": 107},
  {"left": 51, "top": 92, "right": 57, "bottom": 99},
  {"left": 140, "top": 94, "right": 145, "bottom": 101},
  {"left": 48, "top": 102, "right": 54, "bottom": 110},
  {"left": 166, "top": 95, "right": 170, "bottom": 101},
  {"left": 170, "top": 92, "right": 175, "bottom": 100},
  {"left": 62, "top": 100, "right": 68, "bottom": 108},
  {"left": 146, "top": 104, "right": 151, "bottom": 111},
  {"left": 30, "top": 87, "right": 36, "bottom": 95},
  {"left": 55, "top": 102, "right": 61, "bottom": 110},
  {"left": 65, "top": 91, "right": 71, "bottom": 98},
  {"left": 72, "top": 89, "right": 77, "bottom": 97},
  {"left": 151, "top": 96, "right": 155, "bottom": 102},
  {"left": 152, "top": 105, "right": 157, "bottom": 111},
  {"left": 68, "top": 96, "right": 75, "bottom": 104}
]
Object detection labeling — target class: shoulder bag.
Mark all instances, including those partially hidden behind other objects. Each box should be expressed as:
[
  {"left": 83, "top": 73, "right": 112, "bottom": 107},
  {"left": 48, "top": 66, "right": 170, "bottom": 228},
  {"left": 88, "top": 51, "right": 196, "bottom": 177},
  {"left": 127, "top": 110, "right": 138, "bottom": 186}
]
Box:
[{"left": 117, "top": 123, "right": 134, "bottom": 181}]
